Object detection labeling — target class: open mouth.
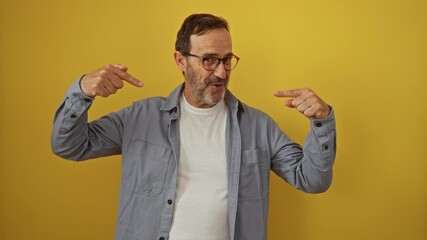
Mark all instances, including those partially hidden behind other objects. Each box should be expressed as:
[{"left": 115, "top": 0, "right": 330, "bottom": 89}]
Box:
[
  {"left": 210, "top": 81, "right": 226, "bottom": 88},
  {"left": 210, "top": 83, "right": 225, "bottom": 91}
]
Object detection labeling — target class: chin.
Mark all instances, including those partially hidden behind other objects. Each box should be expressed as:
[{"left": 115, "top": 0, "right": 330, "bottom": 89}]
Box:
[{"left": 204, "top": 91, "right": 226, "bottom": 106}]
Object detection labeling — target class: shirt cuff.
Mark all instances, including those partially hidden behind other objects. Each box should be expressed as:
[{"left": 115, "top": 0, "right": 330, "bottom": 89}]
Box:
[
  {"left": 66, "top": 75, "right": 95, "bottom": 102},
  {"left": 309, "top": 107, "right": 336, "bottom": 137}
]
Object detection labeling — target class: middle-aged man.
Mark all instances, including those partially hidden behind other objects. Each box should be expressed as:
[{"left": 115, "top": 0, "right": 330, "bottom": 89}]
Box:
[{"left": 52, "top": 13, "right": 336, "bottom": 240}]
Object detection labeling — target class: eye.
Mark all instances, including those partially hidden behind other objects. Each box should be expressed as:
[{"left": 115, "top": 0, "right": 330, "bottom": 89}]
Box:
[
  {"left": 223, "top": 57, "right": 232, "bottom": 65},
  {"left": 204, "top": 57, "right": 218, "bottom": 66}
]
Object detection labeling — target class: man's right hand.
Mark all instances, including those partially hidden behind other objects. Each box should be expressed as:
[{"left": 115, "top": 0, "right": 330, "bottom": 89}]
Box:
[{"left": 80, "top": 64, "right": 143, "bottom": 97}]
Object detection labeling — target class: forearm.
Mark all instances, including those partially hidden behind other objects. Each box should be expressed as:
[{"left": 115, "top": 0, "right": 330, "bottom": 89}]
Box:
[
  {"left": 298, "top": 108, "right": 336, "bottom": 192},
  {"left": 51, "top": 77, "right": 122, "bottom": 160},
  {"left": 271, "top": 108, "right": 337, "bottom": 193}
]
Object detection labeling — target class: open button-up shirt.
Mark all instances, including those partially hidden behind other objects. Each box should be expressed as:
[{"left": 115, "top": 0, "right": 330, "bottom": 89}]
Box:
[{"left": 51, "top": 79, "right": 336, "bottom": 240}]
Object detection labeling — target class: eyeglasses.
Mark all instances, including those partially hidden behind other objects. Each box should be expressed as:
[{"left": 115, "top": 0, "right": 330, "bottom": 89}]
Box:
[{"left": 185, "top": 53, "right": 240, "bottom": 71}]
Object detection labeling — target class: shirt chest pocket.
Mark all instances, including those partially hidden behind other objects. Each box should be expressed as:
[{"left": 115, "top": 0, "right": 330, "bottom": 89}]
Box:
[
  {"left": 124, "top": 140, "right": 172, "bottom": 198},
  {"left": 238, "top": 149, "right": 269, "bottom": 201}
]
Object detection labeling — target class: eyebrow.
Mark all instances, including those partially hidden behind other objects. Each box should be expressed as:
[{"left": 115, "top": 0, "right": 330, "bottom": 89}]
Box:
[{"left": 202, "top": 53, "right": 234, "bottom": 58}]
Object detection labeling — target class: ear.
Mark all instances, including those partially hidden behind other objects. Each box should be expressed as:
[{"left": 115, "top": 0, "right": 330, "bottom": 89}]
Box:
[{"left": 174, "top": 51, "right": 186, "bottom": 72}]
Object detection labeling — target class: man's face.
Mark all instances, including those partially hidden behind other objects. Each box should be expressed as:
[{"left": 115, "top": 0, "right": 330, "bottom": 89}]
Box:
[{"left": 178, "top": 28, "right": 233, "bottom": 108}]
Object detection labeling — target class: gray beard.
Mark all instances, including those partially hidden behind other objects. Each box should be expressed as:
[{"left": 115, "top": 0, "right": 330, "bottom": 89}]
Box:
[{"left": 192, "top": 78, "right": 227, "bottom": 106}]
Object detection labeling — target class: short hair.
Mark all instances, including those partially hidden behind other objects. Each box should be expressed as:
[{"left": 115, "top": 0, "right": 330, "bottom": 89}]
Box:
[{"left": 175, "top": 13, "right": 229, "bottom": 55}]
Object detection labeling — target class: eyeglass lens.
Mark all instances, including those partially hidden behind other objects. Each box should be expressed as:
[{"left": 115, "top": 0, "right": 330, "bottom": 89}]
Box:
[{"left": 204, "top": 57, "right": 238, "bottom": 71}]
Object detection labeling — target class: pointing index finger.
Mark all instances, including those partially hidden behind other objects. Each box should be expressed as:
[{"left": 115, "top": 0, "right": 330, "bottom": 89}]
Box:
[
  {"left": 274, "top": 89, "right": 306, "bottom": 98},
  {"left": 111, "top": 66, "right": 143, "bottom": 87}
]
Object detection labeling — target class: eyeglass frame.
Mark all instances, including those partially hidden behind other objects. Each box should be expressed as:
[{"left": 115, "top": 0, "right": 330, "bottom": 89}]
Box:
[{"left": 183, "top": 53, "right": 240, "bottom": 71}]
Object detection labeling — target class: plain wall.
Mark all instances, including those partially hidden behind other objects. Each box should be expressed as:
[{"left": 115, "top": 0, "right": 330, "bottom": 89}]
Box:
[{"left": 1, "top": 0, "right": 426, "bottom": 239}]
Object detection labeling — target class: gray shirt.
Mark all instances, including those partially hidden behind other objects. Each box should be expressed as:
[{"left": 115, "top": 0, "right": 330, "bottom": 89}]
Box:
[{"left": 51, "top": 78, "right": 337, "bottom": 240}]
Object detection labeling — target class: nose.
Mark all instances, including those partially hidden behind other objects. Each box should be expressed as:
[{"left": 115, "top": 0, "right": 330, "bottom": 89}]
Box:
[{"left": 214, "top": 61, "right": 227, "bottom": 79}]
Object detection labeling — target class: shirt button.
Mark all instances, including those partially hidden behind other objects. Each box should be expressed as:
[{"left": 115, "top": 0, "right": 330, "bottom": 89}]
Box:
[
  {"left": 315, "top": 122, "right": 322, "bottom": 127},
  {"left": 159, "top": 237, "right": 165, "bottom": 240},
  {"left": 70, "top": 114, "right": 77, "bottom": 118},
  {"left": 167, "top": 199, "right": 173, "bottom": 205},
  {"left": 324, "top": 145, "right": 329, "bottom": 150}
]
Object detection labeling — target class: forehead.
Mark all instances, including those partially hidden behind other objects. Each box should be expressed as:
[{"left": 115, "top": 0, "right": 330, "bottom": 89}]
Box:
[{"left": 189, "top": 28, "right": 232, "bottom": 55}]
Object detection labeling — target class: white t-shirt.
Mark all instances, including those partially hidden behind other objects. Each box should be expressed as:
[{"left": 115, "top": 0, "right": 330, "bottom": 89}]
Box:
[{"left": 168, "top": 95, "right": 229, "bottom": 240}]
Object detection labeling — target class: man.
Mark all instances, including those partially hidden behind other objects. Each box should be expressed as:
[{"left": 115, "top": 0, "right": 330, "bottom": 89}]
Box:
[{"left": 52, "top": 13, "right": 336, "bottom": 240}]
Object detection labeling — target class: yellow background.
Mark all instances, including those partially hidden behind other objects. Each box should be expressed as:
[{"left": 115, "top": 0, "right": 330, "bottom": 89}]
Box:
[{"left": 1, "top": 0, "right": 426, "bottom": 239}]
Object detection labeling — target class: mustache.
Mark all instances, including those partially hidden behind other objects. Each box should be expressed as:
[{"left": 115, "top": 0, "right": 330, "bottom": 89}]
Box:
[{"left": 205, "top": 77, "right": 228, "bottom": 85}]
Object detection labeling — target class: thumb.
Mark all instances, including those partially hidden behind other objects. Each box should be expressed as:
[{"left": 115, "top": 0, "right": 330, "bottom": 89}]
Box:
[
  {"left": 285, "top": 99, "right": 295, "bottom": 108},
  {"left": 114, "top": 64, "right": 128, "bottom": 72}
]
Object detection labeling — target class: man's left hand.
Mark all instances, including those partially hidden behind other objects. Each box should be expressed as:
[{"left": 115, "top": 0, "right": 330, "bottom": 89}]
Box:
[{"left": 274, "top": 88, "right": 331, "bottom": 120}]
